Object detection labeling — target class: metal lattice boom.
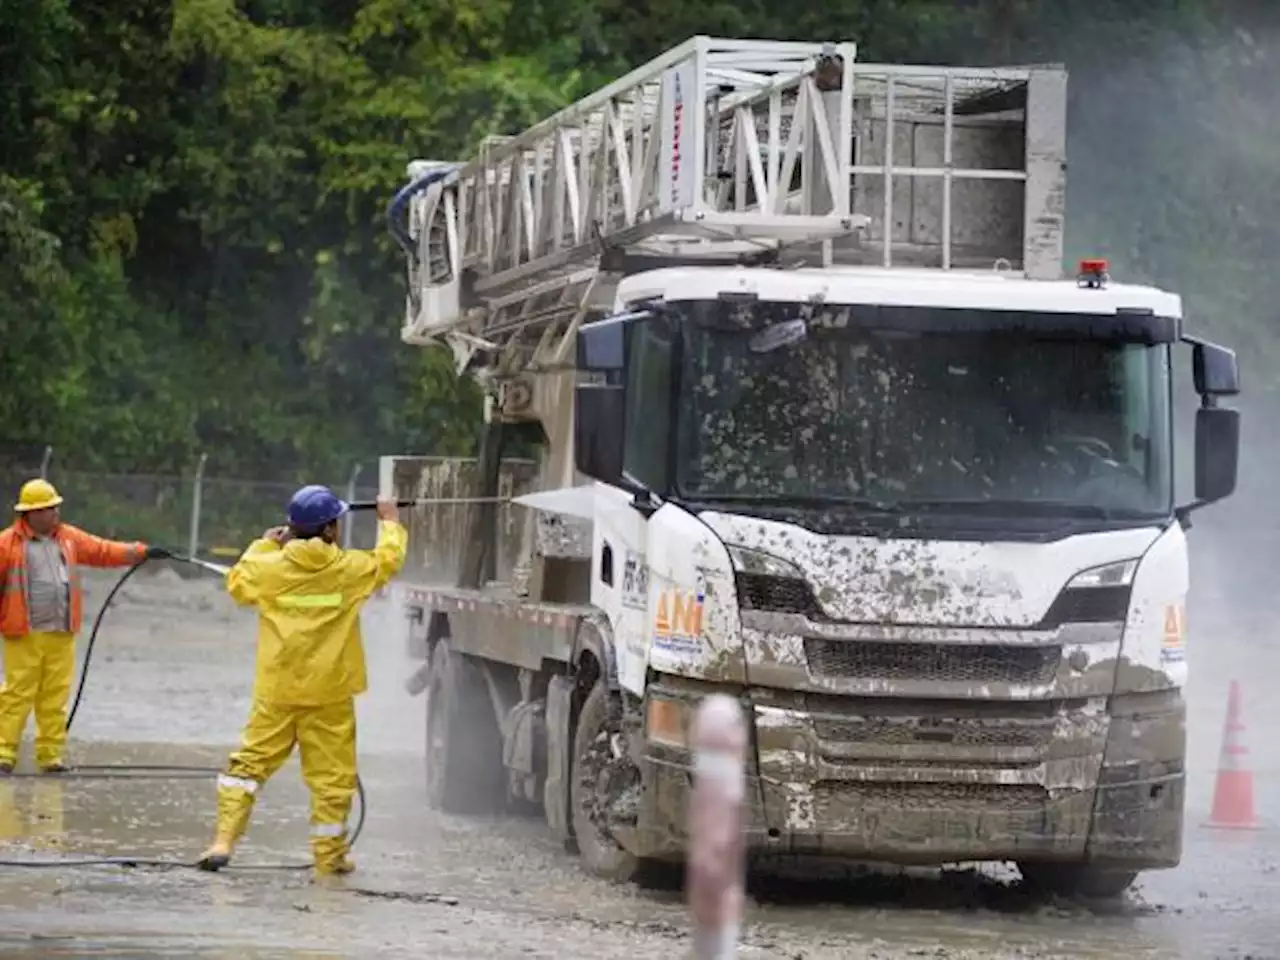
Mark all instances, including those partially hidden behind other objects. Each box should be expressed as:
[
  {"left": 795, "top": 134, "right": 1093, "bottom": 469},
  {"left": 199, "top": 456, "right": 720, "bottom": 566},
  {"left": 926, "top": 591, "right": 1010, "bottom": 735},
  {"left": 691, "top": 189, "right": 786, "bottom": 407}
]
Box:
[{"left": 391, "top": 36, "right": 1066, "bottom": 380}]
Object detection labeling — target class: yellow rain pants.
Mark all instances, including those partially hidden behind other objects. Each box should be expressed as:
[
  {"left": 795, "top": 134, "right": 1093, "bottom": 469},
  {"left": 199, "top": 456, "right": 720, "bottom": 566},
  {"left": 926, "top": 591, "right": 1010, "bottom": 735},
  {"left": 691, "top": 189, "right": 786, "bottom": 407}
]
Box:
[
  {"left": 213, "top": 697, "right": 357, "bottom": 873},
  {"left": 0, "top": 631, "right": 76, "bottom": 768}
]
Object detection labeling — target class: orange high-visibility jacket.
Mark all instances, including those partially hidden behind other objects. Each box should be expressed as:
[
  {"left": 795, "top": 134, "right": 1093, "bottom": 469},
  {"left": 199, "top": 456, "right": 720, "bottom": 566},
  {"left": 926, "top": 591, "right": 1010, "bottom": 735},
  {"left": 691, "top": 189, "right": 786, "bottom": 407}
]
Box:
[{"left": 0, "top": 520, "right": 145, "bottom": 638}]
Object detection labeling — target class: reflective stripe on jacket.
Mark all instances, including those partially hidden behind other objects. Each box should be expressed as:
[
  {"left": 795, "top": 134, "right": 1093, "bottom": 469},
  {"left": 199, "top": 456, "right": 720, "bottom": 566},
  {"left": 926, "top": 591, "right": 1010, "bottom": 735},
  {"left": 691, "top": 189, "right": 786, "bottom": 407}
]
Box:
[
  {"left": 226, "top": 520, "right": 407, "bottom": 706},
  {"left": 0, "top": 520, "right": 146, "bottom": 639}
]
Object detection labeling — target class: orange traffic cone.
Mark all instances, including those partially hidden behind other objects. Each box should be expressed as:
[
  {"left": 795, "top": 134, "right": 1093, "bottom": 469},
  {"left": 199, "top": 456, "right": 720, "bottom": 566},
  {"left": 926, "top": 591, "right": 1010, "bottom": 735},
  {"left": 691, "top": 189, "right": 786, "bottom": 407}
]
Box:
[{"left": 1204, "top": 680, "right": 1262, "bottom": 830}]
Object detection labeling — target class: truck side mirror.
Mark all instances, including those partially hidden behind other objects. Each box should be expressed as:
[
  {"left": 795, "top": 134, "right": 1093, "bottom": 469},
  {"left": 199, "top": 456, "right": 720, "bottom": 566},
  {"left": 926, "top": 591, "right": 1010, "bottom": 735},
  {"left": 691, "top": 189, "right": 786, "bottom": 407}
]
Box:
[
  {"left": 573, "top": 318, "right": 629, "bottom": 485},
  {"left": 1177, "top": 335, "right": 1242, "bottom": 524},
  {"left": 1194, "top": 406, "right": 1240, "bottom": 504},
  {"left": 1190, "top": 339, "right": 1240, "bottom": 397}
]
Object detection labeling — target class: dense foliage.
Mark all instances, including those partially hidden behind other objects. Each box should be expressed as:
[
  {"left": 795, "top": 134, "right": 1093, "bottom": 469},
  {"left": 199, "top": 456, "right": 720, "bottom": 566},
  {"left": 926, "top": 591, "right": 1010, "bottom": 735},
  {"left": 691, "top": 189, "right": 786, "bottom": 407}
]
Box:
[{"left": 1, "top": 0, "right": 1274, "bottom": 479}]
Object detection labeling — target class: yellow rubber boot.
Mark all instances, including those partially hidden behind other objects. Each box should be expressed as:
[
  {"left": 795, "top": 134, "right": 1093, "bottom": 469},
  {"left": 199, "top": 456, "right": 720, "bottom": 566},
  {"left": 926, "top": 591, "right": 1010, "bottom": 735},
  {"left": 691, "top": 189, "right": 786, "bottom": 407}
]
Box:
[
  {"left": 196, "top": 833, "right": 236, "bottom": 872},
  {"left": 311, "top": 832, "right": 354, "bottom": 876},
  {"left": 315, "top": 855, "right": 355, "bottom": 877},
  {"left": 197, "top": 779, "right": 257, "bottom": 872}
]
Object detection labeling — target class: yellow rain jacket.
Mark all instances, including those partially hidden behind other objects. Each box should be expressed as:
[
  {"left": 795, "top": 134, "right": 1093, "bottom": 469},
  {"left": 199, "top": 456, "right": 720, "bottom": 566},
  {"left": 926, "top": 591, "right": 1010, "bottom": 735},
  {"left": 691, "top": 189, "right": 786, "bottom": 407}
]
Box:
[{"left": 225, "top": 520, "right": 407, "bottom": 706}]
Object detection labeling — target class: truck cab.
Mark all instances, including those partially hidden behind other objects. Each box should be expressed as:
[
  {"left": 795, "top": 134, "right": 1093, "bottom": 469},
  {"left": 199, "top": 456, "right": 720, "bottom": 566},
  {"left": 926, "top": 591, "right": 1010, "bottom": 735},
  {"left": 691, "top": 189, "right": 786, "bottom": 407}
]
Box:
[{"left": 565, "top": 261, "right": 1239, "bottom": 895}]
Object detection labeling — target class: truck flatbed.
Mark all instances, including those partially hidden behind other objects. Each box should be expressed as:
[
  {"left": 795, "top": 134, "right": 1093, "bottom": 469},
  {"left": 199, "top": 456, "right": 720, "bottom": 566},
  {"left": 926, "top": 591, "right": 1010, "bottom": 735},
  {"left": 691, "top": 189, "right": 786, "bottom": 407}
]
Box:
[{"left": 402, "top": 582, "right": 591, "bottom": 670}]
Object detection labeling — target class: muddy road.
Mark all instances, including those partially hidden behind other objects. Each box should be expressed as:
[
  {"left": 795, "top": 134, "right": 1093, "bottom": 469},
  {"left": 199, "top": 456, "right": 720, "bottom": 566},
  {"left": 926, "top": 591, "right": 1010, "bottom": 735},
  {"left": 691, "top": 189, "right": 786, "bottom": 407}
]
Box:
[{"left": 0, "top": 567, "right": 1277, "bottom": 958}]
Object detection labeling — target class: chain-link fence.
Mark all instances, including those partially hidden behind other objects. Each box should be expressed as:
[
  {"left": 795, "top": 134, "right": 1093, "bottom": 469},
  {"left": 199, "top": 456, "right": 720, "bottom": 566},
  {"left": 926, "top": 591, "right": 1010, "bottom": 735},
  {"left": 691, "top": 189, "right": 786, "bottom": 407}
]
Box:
[{"left": 0, "top": 448, "right": 382, "bottom": 559}]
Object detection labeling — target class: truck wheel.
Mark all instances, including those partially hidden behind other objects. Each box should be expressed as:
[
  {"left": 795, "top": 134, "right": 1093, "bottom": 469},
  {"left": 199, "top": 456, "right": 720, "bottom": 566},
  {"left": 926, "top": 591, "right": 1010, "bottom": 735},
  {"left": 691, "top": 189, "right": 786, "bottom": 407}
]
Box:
[
  {"left": 570, "top": 680, "right": 643, "bottom": 883},
  {"left": 1018, "top": 862, "right": 1139, "bottom": 900},
  {"left": 425, "top": 639, "right": 506, "bottom": 814}
]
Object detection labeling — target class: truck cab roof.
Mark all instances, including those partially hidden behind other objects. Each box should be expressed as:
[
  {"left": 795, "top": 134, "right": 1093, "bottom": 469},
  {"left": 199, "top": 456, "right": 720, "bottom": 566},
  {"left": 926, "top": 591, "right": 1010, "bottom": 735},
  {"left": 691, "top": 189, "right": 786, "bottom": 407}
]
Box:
[{"left": 616, "top": 265, "right": 1183, "bottom": 318}]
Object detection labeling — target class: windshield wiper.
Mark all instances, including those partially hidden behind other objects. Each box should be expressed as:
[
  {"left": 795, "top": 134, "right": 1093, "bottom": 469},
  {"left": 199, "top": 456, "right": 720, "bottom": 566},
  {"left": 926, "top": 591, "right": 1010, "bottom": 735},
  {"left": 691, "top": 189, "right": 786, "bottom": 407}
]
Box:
[
  {"left": 686, "top": 493, "right": 1161, "bottom": 523},
  {"left": 905, "top": 498, "right": 1156, "bottom": 520},
  {"left": 688, "top": 493, "right": 904, "bottom": 512}
]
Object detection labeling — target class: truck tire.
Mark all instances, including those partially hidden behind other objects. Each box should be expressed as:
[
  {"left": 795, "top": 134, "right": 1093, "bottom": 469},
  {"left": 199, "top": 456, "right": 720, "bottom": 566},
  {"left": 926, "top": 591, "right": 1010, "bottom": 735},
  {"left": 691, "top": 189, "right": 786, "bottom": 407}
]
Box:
[
  {"left": 570, "top": 679, "right": 643, "bottom": 883},
  {"left": 425, "top": 639, "right": 506, "bottom": 814},
  {"left": 1018, "top": 862, "right": 1139, "bottom": 900}
]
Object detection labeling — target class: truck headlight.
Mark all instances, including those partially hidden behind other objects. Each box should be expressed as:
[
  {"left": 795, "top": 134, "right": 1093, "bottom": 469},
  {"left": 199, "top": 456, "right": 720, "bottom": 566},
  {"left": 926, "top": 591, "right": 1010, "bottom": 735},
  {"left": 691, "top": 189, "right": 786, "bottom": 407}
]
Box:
[
  {"left": 726, "top": 544, "right": 804, "bottom": 579},
  {"left": 1044, "top": 558, "right": 1139, "bottom": 625},
  {"left": 726, "top": 544, "right": 817, "bottom": 615},
  {"left": 1066, "top": 559, "right": 1139, "bottom": 590}
]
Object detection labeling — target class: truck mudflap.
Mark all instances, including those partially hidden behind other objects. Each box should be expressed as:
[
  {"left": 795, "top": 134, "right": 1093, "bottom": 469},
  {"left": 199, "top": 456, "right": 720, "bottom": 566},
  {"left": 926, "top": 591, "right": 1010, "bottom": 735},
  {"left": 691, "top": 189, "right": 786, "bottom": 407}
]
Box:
[{"left": 632, "top": 686, "right": 1185, "bottom": 869}]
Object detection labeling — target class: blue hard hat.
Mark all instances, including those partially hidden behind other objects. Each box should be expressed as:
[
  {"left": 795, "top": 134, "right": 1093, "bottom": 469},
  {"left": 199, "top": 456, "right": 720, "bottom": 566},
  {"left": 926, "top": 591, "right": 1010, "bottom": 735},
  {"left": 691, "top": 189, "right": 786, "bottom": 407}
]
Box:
[{"left": 287, "top": 485, "right": 349, "bottom": 529}]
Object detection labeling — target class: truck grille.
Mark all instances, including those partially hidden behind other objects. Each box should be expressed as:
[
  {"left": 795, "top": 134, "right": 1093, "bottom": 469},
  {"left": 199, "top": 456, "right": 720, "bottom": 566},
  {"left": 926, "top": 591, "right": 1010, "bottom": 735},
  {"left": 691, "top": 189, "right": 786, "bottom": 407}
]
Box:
[
  {"left": 813, "top": 781, "right": 1049, "bottom": 812},
  {"left": 804, "top": 638, "right": 1060, "bottom": 686},
  {"left": 812, "top": 713, "right": 1057, "bottom": 750}
]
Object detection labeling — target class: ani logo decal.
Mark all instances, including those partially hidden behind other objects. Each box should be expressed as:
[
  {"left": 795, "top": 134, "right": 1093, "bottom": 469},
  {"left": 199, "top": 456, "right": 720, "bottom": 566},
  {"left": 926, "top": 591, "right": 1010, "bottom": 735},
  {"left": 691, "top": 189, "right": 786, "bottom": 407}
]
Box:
[{"left": 653, "top": 588, "right": 704, "bottom": 656}]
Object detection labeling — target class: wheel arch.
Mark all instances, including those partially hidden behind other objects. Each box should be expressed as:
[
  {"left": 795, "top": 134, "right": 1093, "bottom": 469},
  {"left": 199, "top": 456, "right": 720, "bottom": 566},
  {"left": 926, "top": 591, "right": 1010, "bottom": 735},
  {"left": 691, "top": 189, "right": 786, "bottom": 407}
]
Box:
[
  {"left": 545, "top": 613, "right": 621, "bottom": 843},
  {"left": 570, "top": 613, "right": 619, "bottom": 696}
]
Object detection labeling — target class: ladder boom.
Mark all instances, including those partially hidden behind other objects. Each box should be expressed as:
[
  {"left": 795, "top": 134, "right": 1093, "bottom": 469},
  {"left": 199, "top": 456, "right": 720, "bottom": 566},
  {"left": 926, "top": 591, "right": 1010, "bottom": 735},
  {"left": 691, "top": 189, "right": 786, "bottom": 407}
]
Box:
[{"left": 390, "top": 36, "right": 1066, "bottom": 383}]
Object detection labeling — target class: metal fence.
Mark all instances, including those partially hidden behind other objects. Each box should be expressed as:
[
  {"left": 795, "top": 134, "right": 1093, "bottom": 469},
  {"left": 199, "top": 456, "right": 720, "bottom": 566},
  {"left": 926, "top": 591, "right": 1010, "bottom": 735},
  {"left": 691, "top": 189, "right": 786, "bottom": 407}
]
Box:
[{"left": 0, "top": 448, "right": 383, "bottom": 559}]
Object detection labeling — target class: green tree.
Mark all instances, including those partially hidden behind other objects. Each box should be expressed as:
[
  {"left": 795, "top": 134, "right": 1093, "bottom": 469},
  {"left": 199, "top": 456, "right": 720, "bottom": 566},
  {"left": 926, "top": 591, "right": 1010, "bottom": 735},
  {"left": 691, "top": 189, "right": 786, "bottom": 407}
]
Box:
[{"left": 2, "top": 0, "right": 1274, "bottom": 490}]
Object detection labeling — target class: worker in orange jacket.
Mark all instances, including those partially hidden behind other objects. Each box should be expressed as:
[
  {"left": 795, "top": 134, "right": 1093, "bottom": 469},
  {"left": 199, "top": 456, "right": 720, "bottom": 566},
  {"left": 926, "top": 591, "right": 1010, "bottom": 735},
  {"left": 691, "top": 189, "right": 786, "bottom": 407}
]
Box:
[{"left": 0, "top": 479, "right": 167, "bottom": 774}]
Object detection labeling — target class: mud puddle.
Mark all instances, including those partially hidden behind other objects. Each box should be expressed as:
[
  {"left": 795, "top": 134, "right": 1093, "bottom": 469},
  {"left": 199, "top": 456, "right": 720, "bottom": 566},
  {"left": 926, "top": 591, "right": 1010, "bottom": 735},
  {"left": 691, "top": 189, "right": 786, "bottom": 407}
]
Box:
[
  {"left": 2, "top": 744, "right": 1276, "bottom": 958},
  {"left": 0, "top": 573, "right": 1276, "bottom": 957}
]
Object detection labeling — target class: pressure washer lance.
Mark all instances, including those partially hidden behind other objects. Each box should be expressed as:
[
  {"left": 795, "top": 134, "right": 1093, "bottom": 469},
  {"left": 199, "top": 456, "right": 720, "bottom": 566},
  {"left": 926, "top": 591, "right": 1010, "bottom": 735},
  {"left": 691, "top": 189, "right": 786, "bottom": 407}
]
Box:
[
  {"left": 0, "top": 551, "right": 365, "bottom": 872},
  {"left": 183, "top": 556, "right": 231, "bottom": 577},
  {"left": 347, "top": 497, "right": 512, "bottom": 509}
]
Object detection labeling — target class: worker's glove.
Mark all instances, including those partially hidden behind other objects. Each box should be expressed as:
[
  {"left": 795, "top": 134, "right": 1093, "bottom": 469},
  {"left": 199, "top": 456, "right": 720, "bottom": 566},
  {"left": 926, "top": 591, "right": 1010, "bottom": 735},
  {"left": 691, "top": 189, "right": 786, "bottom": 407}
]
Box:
[{"left": 145, "top": 545, "right": 173, "bottom": 560}]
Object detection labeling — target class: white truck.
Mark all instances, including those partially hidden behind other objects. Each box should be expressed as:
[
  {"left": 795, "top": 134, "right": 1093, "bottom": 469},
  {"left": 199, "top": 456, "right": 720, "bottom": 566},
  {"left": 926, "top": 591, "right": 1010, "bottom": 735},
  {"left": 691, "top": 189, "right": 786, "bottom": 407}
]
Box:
[{"left": 383, "top": 37, "right": 1241, "bottom": 898}]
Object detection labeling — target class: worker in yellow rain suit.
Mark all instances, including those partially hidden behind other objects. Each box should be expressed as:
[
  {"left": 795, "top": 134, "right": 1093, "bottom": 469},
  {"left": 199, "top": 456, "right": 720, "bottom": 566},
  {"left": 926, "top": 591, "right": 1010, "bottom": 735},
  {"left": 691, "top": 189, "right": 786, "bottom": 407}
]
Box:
[
  {"left": 0, "top": 479, "right": 161, "bottom": 774},
  {"left": 196, "top": 485, "right": 406, "bottom": 875}
]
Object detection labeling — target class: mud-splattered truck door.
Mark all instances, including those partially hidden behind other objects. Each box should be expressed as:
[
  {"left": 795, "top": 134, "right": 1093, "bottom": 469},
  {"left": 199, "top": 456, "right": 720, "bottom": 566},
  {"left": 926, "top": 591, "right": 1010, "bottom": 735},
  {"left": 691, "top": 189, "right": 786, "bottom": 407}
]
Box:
[{"left": 563, "top": 265, "right": 1240, "bottom": 896}]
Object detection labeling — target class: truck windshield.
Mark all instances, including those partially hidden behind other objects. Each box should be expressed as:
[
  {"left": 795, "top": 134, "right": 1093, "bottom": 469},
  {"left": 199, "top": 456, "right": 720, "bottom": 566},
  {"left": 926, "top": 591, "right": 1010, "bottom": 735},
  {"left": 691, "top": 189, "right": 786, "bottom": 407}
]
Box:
[{"left": 673, "top": 300, "right": 1174, "bottom": 520}]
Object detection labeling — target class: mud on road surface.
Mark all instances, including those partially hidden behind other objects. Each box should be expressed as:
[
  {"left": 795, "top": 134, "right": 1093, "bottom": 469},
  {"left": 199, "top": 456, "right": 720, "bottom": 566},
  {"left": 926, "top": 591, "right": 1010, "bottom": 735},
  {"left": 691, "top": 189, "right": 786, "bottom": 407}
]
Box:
[{"left": 0, "top": 566, "right": 1278, "bottom": 958}]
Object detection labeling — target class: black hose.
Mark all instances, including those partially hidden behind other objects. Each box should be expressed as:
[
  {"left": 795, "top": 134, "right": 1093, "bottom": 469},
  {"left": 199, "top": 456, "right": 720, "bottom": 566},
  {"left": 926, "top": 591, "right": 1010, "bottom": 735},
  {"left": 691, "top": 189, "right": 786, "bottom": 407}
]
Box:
[
  {"left": 0, "top": 554, "right": 367, "bottom": 871},
  {"left": 385, "top": 166, "right": 455, "bottom": 259},
  {"left": 65, "top": 558, "right": 146, "bottom": 731}
]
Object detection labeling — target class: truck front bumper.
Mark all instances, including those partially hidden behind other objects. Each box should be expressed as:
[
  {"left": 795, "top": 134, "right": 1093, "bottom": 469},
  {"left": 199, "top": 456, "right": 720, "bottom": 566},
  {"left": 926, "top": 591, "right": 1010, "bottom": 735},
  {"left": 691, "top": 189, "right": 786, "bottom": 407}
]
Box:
[{"left": 629, "top": 689, "right": 1184, "bottom": 870}]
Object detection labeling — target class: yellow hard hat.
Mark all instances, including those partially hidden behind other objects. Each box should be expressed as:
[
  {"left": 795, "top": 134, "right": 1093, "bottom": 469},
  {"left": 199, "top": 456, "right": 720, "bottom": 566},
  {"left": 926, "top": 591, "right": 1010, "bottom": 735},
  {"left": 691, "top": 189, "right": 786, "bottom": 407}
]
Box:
[{"left": 14, "top": 478, "right": 64, "bottom": 513}]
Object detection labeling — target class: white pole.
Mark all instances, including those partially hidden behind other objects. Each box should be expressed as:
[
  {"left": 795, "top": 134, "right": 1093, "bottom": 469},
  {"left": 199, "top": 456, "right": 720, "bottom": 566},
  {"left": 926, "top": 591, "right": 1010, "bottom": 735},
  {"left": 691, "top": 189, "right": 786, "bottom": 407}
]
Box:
[
  {"left": 187, "top": 453, "right": 208, "bottom": 559},
  {"left": 39, "top": 446, "right": 53, "bottom": 480},
  {"left": 344, "top": 462, "right": 363, "bottom": 549},
  {"left": 687, "top": 694, "right": 747, "bottom": 959}
]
